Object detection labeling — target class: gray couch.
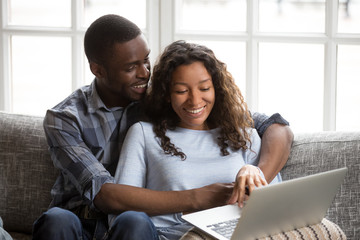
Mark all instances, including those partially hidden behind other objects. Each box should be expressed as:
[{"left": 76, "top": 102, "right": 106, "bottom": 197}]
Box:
[{"left": 0, "top": 111, "right": 359, "bottom": 240}]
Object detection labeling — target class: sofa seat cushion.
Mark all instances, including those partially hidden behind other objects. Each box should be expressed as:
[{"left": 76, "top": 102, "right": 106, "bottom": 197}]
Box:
[{"left": 180, "top": 218, "right": 346, "bottom": 240}]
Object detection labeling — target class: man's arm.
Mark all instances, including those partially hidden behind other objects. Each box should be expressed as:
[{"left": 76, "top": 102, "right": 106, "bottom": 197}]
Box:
[
  {"left": 252, "top": 112, "right": 293, "bottom": 182},
  {"left": 257, "top": 123, "right": 293, "bottom": 182},
  {"left": 45, "top": 111, "right": 233, "bottom": 216},
  {"left": 94, "top": 182, "right": 234, "bottom": 216},
  {"left": 95, "top": 122, "right": 234, "bottom": 215}
]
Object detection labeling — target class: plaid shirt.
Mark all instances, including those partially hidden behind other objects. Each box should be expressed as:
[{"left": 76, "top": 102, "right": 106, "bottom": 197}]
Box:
[
  {"left": 43, "top": 80, "right": 289, "bottom": 211},
  {"left": 44, "top": 80, "right": 144, "bottom": 210}
]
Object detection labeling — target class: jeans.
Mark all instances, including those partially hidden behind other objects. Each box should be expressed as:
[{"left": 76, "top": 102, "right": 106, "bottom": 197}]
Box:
[{"left": 32, "top": 207, "right": 158, "bottom": 240}]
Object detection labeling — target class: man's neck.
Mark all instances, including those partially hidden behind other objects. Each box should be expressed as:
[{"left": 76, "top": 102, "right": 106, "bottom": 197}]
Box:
[{"left": 95, "top": 80, "right": 130, "bottom": 108}]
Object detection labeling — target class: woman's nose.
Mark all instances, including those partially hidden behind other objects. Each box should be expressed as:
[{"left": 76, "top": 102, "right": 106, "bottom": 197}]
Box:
[{"left": 188, "top": 90, "right": 202, "bottom": 105}]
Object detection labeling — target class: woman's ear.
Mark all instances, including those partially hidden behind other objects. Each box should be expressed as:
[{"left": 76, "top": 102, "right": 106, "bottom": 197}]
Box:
[{"left": 90, "top": 62, "right": 106, "bottom": 80}]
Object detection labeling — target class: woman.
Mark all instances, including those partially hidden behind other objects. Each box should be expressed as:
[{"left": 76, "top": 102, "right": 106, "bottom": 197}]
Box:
[{"left": 112, "top": 40, "right": 281, "bottom": 239}]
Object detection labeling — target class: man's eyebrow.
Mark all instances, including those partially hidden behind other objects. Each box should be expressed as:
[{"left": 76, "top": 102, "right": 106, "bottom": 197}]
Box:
[{"left": 125, "top": 50, "right": 151, "bottom": 66}]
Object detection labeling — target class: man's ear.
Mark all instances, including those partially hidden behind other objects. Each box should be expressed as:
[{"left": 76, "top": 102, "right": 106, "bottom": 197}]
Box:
[{"left": 90, "top": 62, "right": 106, "bottom": 79}]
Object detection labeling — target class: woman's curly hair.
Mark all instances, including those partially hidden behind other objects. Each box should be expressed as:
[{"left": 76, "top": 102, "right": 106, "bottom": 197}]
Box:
[{"left": 144, "top": 40, "right": 253, "bottom": 160}]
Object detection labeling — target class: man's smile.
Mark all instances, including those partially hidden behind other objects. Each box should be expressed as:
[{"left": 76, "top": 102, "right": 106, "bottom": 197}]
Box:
[{"left": 133, "top": 83, "right": 147, "bottom": 89}]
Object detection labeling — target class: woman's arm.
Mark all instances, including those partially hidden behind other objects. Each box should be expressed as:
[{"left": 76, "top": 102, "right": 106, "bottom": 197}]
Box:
[
  {"left": 229, "top": 114, "right": 293, "bottom": 207},
  {"left": 228, "top": 165, "right": 267, "bottom": 208},
  {"left": 228, "top": 123, "right": 293, "bottom": 207}
]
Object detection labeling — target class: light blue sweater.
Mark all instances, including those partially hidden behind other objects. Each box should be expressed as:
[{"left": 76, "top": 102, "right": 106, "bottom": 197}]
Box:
[{"left": 112, "top": 121, "right": 281, "bottom": 238}]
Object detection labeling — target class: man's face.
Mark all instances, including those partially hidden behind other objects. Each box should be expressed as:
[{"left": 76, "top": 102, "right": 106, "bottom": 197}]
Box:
[{"left": 95, "top": 34, "right": 151, "bottom": 108}]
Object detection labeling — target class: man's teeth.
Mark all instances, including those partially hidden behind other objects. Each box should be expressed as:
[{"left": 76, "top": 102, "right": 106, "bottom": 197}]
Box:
[
  {"left": 186, "top": 107, "right": 205, "bottom": 114},
  {"left": 134, "top": 84, "right": 147, "bottom": 88}
]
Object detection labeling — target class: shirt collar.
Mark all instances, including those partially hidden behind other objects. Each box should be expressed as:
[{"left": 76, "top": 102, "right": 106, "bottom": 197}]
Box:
[{"left": 87, "top": 79, "right": 110, "bottom": 113}]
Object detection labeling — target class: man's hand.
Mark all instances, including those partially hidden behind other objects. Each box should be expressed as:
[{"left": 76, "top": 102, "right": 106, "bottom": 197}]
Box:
[
  {"left": 191, "top": 183, "right": 234, "bottom": 212},
  {"left": 227, "top": 165, "right": 267, "bottom": 208}
]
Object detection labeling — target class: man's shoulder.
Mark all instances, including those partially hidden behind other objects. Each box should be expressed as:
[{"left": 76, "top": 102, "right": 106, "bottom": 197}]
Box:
[
  {"left": 44, "top": 85, "right": 92, "bottom": 124},
  {"left": 54, "top": 85, "right": 91, "bottom": 111}
]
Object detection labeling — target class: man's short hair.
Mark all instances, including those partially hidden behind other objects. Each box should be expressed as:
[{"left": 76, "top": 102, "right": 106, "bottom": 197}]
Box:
[{"left": 84, "top": 14, "right": 141, "bottom": 64}]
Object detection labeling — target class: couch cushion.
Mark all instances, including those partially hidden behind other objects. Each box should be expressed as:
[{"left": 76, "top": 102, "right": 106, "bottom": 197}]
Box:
[
  {"left": 282, "top": 131, "right": 360, "bottom": 240},
  {"left": 180, "top": 218, "right": 346, "bottom": 240},
  {"left": 0, "top": 112, "right": 58, "bottom": 234}
]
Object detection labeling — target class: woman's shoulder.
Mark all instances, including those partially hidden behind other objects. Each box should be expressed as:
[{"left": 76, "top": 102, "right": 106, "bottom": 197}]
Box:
[
  {"left": 129, "top": 121, "right": 154, "bottom": 133},
  {"left": 245, "top": 127, "right": 261, "bottom": 145},
  {"left": 125, "top": 122, "right": 156, "bottom": 144},
  {"left": 244, "top": 127, "right": 260, "bottom": 138}
]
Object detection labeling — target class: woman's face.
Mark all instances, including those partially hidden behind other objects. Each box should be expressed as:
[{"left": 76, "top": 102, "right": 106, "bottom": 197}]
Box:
[{"left": 170, "top": 61, "right": 215, "bottom": 130}]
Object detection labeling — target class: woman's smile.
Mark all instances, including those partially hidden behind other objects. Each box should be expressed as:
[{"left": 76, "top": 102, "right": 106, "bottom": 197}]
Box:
[{"left": 184, "top": 106, "right": 206, "bottom": 115}]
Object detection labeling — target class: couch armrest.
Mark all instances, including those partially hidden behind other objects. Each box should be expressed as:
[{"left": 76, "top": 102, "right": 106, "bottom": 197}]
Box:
[
  {"left": 0, "top": 112, "right": 58, "bottom": 234},
  {"left": 281, "top": 131, "right": 360, "bottom": 239}
]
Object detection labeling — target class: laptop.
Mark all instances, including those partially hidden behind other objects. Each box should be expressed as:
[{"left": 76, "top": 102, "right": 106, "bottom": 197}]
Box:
[{"left": 182, "top": 167, "right": 347, "bottom": 240}]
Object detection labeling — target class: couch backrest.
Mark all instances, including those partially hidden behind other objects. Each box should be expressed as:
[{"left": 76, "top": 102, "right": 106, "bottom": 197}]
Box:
[
  {"left": 0, "top": 112, "right": 58, "bottom": 234},
  {"left": 1, "top": 112, "right": 359, "bottom": 239},
  {"left": 282, "top": 131, "right": 360, "bottom": 240}
]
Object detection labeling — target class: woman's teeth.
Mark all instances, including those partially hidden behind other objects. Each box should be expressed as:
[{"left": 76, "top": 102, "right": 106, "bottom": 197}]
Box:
[{"left": 186, "top": 107, "right": 205, "bottom": 114}]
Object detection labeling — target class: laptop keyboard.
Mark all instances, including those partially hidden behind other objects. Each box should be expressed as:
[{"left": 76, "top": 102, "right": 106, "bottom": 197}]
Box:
[{"left": 207, "top": 218, "right": 239, "bottom": 239}]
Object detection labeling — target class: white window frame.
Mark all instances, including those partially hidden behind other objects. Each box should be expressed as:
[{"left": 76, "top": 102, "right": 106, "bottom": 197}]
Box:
[
  {"left": 0, "top": 1, "right": 85, "bottom": 112},
  {"left": 159, "top": 0, "right": 360, "bottom": 131},
  {"left": 0, "top": 0, "right": 160, "bottom": 113},
  {"left": 1, "top": 0, "right": 359, "bottom": 131}
]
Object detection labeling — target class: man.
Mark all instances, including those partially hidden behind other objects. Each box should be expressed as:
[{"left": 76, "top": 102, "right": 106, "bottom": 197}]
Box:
[{"left": 32, "top": 14, "right": 293, "bottom": 240}]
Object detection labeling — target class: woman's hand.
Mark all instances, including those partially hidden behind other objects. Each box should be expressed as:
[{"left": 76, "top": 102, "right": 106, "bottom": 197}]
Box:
[{"left": 228, "top": 165, "right": 268, "bottom": 208}]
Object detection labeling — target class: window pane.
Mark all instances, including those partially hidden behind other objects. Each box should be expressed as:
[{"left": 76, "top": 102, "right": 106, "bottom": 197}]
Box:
[
  {"left": 176, "top": 0, "right": 246, "bottom": 32},
  {"left": 186, "top": 40, "right": 246, "bottom": 94},
  {"left": 11, "top": 36, "right": 72, "bottom": 116},
  {"left": 82, "top": 0, "right": 146, "bottom": 29},
  {"left": 259, "top": 0, "right": 326, "bottom": 33},
  {"left": 258, "top": 43, "right": 324, "bottom": 133},
  {"left": 8, "top": 0, "right": 71, "bottom": 27},
  {"left": 336, "top": 45, "right": 360, "bottom": 130},
  {"left": 338, "top": 0, "right": 360, "bottom": 33}
]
